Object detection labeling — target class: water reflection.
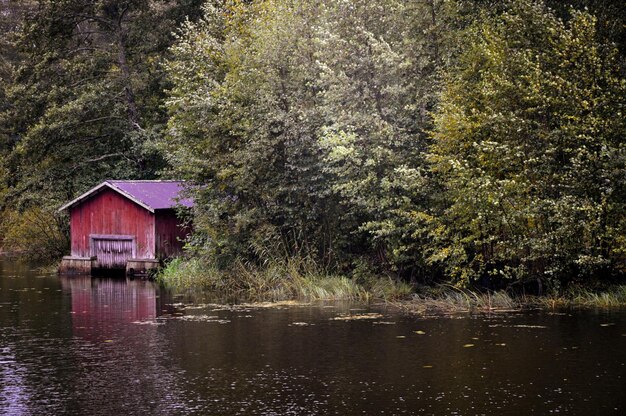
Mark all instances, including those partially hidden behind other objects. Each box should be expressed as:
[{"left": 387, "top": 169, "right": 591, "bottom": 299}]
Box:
[
  {"left": 0, "top": 264, "right": 194, "bottom": 415},
  {"left": 0, "top": 345, "right": 31, "bottom": 415},
  {"left": 55, "top": 275, "right": 195, "bottom": 415},
  {"left": 59, "top": 276, "right": 160, "bottom": 340},
  {"left": 1, "top": 260, "right": 625, "bottom": 415}
]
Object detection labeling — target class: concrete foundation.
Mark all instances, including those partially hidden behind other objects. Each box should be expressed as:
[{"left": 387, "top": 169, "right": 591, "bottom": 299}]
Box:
[
  {"left": 59, "top": 256, "right": 97, "bottom": 274},
  {"left": 126, "top": 258, "right": 160, "bottom": 278}
]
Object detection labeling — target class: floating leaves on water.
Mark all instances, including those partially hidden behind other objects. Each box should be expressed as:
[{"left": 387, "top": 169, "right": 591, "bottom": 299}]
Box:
[
  {"left": 204, "top": 301, "right": 310, "bottom": 313},
  {"left": 423, "top": 365, "right": 433, "bottom": 368},
  {"left": 396, "top": 335, "right": 406, "bottom": 339},
  {"left": 174, "top": 315, "right": 230, "bottom": 324},
  {"left": 489, "top": 324, "right": 548, "bottom": 329},
  {"left": 414, "top": 330, "right": 426, "bottom": 335},
  {"left": 331, "top": 313, "right": 384, "bottom": 321},
  {"left": 104, "top": 340, "right": 114, "bottom": 343},
  {"left": 242, "top": 301, "right": 311, "bottom": 309},
  {"left": 600, "top": 323, "right": 615, "bottom": 327},
  {"left": 183, "top": 304, "right": 210, "bottom": 310},
  {"left": 207, "top": 304, "right": 254, "bottom": 313},
  {"left": 495, "top": 343, "right": 506, "bottom": 347},
  {"left": 463, "top": 343, "right": 475, "bottom": 348}
]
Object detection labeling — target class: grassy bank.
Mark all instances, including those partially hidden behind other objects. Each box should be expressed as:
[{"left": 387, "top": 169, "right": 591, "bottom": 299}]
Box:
[
  {"left": 158, "top": 257, "right": 626, "bottom": 311},
  {"left": 396, "top": 285, "right": 626, "bottom": 315},
  {"left": 157, "top": 257, "right": 413, "bottom": 303}
]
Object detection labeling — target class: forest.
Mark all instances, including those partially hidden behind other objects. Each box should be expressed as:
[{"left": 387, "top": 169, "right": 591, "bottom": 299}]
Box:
[{"left": 1, "top": 0, "right": 624, "bottom": 295}]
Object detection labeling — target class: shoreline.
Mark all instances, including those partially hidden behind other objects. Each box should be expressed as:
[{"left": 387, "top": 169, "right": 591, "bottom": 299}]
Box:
[{"left": 156, "top": 258, "right": 626, "bottom": 313}]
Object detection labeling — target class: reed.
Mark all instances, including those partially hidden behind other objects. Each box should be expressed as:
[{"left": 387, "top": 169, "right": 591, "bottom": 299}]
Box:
[
  {"left": 156, "top": 256, "right": 412, "bottom": 302},
  {"left": 158, "top": 257, "right": 626, "bottom": 309},
  {"left": 395, "top": 284, "right": 626, "bottom": 315},
  {"left": 534, "top": 285, "right": 626, "bottom": 309}
]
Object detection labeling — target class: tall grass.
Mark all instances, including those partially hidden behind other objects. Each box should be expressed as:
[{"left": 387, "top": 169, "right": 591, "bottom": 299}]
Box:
[
  {"left": 398, "top": 285, "right": 523, "bottom": 315},
  {"left": 157, "top": 256, "right": 413, "bottom": 302},
  {"left": 396, "top": 284, "right": 626, "bottom": 315},
  {"left": 535, "top": 285, "right": 626, "bottom": 309},
  {"left": 158, "top": 257, "right": 626, "bottom": 309}
]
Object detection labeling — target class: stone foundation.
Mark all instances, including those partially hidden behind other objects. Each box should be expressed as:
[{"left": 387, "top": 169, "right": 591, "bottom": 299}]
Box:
[
  {"left": 126, "top": 258, "right": 160, "bottom": 278},
  {"left": 59, "top": 256, "right": 96, "bottom": 274},
  {"left": 60, "top": 256, "right": 161, "bottom": 277}
]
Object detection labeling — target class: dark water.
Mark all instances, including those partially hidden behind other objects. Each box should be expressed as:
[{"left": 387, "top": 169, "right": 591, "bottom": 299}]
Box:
[{"left": 1, "top": 260, "right": 625, "bottom": 415}]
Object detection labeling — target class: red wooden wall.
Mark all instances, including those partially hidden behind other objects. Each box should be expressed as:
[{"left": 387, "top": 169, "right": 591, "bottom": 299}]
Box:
[
  {"left": 154, "top": 210, "right": 188, "bottom": 258},
  {"left": 70, "top": 188, "right": 155, "bottom": 259}
]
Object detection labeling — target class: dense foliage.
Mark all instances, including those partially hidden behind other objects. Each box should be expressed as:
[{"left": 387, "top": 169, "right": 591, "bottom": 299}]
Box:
[
  {"left": 163, "top": 0, "right": 458, "bottom": 278},
  {"left": 1, "top": 0, "right": 624, "bottom": 289},
  {"left": 0, "top": 0, "right": 204, "bottom": 258},
  {"left": 430, "top": 2, "right": 626, "bottom": 288}
]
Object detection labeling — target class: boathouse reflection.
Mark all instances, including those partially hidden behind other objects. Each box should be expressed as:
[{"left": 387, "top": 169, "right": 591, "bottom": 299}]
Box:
[
  {"left": 59, "top": 276, "right": 172, "bottom": 339},
  {"left": 56, "top": 276, "right": 194, "bottom": 414}
]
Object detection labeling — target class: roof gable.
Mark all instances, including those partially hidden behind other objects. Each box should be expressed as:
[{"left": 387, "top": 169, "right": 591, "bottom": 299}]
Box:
[{"left": 58, "top": 180, "right": 193, "bottom": 213}]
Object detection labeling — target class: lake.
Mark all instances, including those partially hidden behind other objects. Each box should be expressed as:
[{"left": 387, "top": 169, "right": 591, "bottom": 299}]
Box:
[{"left": 0, "top": 260, "right": 624, "bottom": 415}]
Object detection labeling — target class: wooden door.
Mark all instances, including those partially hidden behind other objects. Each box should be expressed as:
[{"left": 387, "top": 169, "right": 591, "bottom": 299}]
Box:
[{"left": 89, "top": 234, "right": 136, "bottom": 269}]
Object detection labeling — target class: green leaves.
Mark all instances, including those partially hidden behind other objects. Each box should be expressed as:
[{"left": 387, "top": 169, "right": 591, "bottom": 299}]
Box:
[
  {"left": 163, "top": 0, "right": 450, "bottom": 275},
  {"left": 4, "top": 0, "right": 621, "bottom": 286},
  {"left": 430, "top": 0, "right": 626, "bottom": 287},
  {"left": 164, "top": 0, "right": 625, "bottom": 287}
]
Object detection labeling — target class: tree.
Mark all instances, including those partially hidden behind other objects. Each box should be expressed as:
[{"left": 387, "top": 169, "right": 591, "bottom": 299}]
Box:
[
  {"left": 164, "top": 0, "right": 457, "bottom": 277},
  {"left": 0, "top": 0, "right": 203, "bottom": 256},
  {"left": 317, "top": 0, "right": 456, "bottom": 278},
  {"left": 429, "top": 0, "right": 626, "bottom": 288},
  {"left": 0, "top": 0, "right": 204, "bottom": 209}
]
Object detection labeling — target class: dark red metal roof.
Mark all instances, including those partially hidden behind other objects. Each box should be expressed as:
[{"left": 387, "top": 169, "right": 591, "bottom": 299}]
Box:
[{"left": 59, "top": 180, "right": 193, "bottom": 212}]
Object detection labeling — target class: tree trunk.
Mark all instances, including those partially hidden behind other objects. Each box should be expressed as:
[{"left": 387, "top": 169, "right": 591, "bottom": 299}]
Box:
[{"left": 115, "top": 12, "right": 140, "bottom": 130}]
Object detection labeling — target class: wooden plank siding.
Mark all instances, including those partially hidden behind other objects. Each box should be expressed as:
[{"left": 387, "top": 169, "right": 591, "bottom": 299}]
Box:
[
  {"left": 70, "top": 188, "right": 155, "bottom": 259},
  {"left": 89, "top": 235, "right": 135, "bottom": 269},
  {"left": 154, "top": 210, "right": 188, "bottom": 258}
]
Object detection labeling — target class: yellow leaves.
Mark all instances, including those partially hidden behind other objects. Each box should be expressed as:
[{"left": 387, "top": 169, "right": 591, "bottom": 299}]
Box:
[{"left": 331, "top": 313, "right": 384, "bottom": 321}]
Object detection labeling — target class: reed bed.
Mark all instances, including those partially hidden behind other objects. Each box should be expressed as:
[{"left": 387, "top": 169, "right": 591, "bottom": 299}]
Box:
[
  {"left": 157, "top": 257, "right": 412, "bottom": 302},
  {"left": 158, "top": 258, "right": 626, "bottom": 311},
  {"left": 396, "top": 284, "right": 626, "bottom": 316}
]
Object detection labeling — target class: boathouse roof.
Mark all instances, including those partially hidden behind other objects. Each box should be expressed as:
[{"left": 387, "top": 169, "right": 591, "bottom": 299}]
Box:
[{"left": 58, "top": 180, "right": 194, "bottom": 213}]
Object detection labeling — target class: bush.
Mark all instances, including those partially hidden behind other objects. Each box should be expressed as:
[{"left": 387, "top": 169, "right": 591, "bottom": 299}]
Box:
[{"left": 1, "top": 207, "right": 69, "bottom": 262}]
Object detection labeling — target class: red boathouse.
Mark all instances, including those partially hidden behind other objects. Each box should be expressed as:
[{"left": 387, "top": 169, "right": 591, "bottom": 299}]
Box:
[{"left": 59, "top": 180, "right": 193, "bottom": 275}]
